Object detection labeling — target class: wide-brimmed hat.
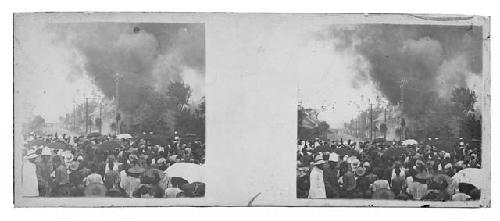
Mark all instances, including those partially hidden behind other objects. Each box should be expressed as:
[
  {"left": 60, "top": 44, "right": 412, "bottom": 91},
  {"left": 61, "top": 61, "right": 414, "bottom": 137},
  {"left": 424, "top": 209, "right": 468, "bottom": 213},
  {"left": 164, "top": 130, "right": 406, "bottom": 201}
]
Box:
[
  {"left": 328, "top": 152, "right": 339, "bottom": 162},
  {"left": 41, "top": 147, "right": 52, "bottom": 156},
  {"left": 24, "top": 149, "right": 38, "bottom": 160},
  {"left": 24, "top": 153, "right": 38, "bottom": 160},
  {"left": 313, "top": 154, "right": 325, "bottom": 165},
  {"left": 128, "top": 154, "right": 139, "bottom": 161},
  {"left": 69, "top": 161, "right": 80, "bottom": 171},
  {"left": 356, "top": 167, "right": 366, "bottom": 176},
  {"left": 444, "top": 163, "right": 453, "bottom": 170},
  {"left": 127, "top": 166, "right": 145, "bottom": 174},
  {"left": 157, "top": 157, "right": 167, "bottom": 164},
  {"left": 297, "top": 166, "right": 310, "bottom": 172},
  {"left": 415, "top": 172, "right": 433, "bottom": 180},
  {"left": 313, "top": 160, "right": 326, "bottom": 165}
]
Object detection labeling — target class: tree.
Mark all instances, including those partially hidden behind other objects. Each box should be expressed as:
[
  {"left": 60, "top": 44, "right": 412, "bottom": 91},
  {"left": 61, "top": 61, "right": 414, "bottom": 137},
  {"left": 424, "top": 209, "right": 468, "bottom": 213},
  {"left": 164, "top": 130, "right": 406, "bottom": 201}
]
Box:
[
  {"left": 27, "top": 115, "right": 46, "bottom": 133},
  {"left": 317, "top": 121, "right": 330, "bottom": 139},
  {"left": 451, "top": 87, "right": 480, "bottom": 139},
  {"left": 451, "top": 88, "right": 477, "bottom": 117},
  {"left": 129, "top": 86, "right": 172, "bottom": 136},
  {"left": 167, "top": 81, "right": 192, "bottom": 111}
]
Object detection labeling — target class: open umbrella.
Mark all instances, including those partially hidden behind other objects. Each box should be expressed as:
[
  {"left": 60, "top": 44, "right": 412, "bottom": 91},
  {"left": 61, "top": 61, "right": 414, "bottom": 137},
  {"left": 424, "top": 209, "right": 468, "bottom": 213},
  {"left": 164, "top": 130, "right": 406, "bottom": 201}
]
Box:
[
  {"left": 96, "top": 140, "right": 122, "bottom": 152},
  {"left": 402, "top": 139, "right": 418, "bottom": 146},
  {"left": 452, "top": 168, "right": 485, "bottom": 190},
  {"left": 47, "top": 142, "right": 69, "bottom": 150},
  {"left": 87, "top": 132, "right": 102, "bottom": 138},
  {"left": 117, "top": 134, "right": 132, "bottom": 139},
  {"left": 383, "top": 147, "right": 410, "bottom": 158},
  {"left": 414, "top": 172, "right": 434, "bottom": 183},
  {"left": 164, "top": 163, "right": 204, "bottom": 183},
  {"left": 332, "top": 147, "right": 359, "bottom": 156},
  {"left": 149, "top": 135, "right": 169, "bottom": 146},
  {"left": 313, "top": 145, "right": 335, "bottom": 153},
  {"left": 27, "top": 140, "right": 48, "bottom": 147},
  {"left": 373, "top": 138, "right": 386, "bottom": 144}
]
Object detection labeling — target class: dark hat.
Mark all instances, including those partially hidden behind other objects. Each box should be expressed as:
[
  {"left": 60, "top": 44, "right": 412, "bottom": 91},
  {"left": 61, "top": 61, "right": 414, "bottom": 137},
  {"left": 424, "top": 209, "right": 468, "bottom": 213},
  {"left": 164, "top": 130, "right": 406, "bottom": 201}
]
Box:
[
  {"left": 69, "top": 161, "right": 80, "bottom": 171},
  {"left": 355, "top": 167, "right": 366, "bottom": 176},
  {"left": 180, "top": 182, "right": 205, "bottom": 197},
  {"left": 372, "top": 188, "right": 396, "bottom": 200},
  {"left": 84, "top": 183, "right": 107, "bottom": 197},
  {"left": 127, "top": 166, "right": 145, "bottom": 174}
]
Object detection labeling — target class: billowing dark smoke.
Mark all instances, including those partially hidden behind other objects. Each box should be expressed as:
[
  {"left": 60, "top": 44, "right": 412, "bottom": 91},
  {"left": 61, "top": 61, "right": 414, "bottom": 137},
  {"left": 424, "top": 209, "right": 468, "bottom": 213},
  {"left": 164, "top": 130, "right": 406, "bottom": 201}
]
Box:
[
  {"left": 48, "top": 23, "right": 205, "bottom": 113},
  {"left": 320, "top": 24, "right": 483, "bottom": 117}
]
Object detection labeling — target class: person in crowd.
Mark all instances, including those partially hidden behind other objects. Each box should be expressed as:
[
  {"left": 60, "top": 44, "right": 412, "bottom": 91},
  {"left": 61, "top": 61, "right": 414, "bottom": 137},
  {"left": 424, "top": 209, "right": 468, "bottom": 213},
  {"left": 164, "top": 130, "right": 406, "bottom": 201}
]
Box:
[
  {"left": 53, "top": 155, "right": 70, "bottom": 196},
  {"left": 122, "top": 166, "right": 144, "bottom": 197},
  {"left": 296, "top": 166, "right": 310, "bottom": 198},
  {"left": 323, "top": 153, "right": 340, "bottom": 198},
  {"left": 36, "top": 147, "right": 53, "bottom": 197},
  {"left": 296, "top": 137, "right": 481, "bottom": 201},
  {"left": 308, "top": 155, "right": 326, "bottom": 199},
  {"left": 340, "top": 161, "right": 356, "bottom": 198},
  {"left": 164, "top": 177, "right": 186, "bottom": 198},
  {"left": 104, "top": 161, "right": 120, "bottom": 190},
  {"left": 354, "top": 166, "right": 370, "bottom": 198},
  {"left": 69, "top": 161, "right": 85, "bottom": 196},
  {"left": 22, "top": 150, "right": 39, "bottom": 197},
  {"left": 390, "top": 168, "right": 405, "bottom": 196}
]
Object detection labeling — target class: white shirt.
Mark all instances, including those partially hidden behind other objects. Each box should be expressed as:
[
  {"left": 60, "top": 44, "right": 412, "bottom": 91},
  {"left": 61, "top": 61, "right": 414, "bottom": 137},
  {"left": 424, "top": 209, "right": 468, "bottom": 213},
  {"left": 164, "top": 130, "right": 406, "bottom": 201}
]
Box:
[{"left": 308, "top": 166, "right": 326, "bottom": 199}]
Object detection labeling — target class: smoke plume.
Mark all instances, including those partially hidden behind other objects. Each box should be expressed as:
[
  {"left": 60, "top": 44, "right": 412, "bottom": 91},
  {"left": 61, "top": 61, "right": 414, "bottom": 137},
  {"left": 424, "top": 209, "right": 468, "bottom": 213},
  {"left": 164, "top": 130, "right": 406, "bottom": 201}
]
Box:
[
  {"left": 49, "top": 23, "right": 205, "bottom": 113},
  {"left": 319, "top": 24, "right": 483, "bottom": 117}
]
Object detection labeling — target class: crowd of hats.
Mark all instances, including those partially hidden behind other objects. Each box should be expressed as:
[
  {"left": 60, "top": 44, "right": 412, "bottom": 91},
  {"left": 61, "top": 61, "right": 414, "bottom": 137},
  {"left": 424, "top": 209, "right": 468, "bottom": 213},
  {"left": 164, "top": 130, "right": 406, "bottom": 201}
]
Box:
[
  {"left": 22, "top": 132, "right": 205, "bottom": 198},
  {"left": 297, "top": 138, "right": 482, "bottom": 201}
]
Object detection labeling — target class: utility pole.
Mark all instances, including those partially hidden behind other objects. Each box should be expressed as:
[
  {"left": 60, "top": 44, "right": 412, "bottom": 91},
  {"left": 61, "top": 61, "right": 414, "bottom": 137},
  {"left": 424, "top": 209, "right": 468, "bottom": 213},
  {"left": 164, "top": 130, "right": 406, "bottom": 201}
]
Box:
[
  {"left": 99, "top": 102, "right": 102, "bottom": 134},
  {"left": 115, "top": 73, "right": 121, "bottom": 135},
  {"left": 73, "top": 104, "right": 76, "bottom": 132},
  {"left": 85, "top": 97, "right": 89, "bottom": 135},
  {"left": 400, "top": 78, "right": 407, "bottom": 141},
  {"left": 384, "top": 108, "right": 387, "bottom": 139},
  {"left": 355, "top": 116, "right": 358, "bottom": 138},
  {"left": 370, "top": 102, "right": 373, "bottom": 142}
]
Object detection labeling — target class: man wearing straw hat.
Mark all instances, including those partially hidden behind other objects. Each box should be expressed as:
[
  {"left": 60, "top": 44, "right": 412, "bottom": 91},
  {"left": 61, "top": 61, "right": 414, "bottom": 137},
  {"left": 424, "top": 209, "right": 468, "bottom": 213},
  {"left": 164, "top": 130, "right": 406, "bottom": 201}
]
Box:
[
  {"left": 37, "top": 146, "right": 53, "bottom": 197},
  {"left": 323, "top": 152, "right": 340, "bottom": 198}
]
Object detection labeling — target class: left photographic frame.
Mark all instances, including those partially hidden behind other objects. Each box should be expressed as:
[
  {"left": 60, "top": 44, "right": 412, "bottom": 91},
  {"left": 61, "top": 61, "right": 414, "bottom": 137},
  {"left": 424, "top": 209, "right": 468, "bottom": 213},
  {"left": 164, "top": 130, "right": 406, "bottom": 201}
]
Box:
[{"left": 14, "top": 14, "right": 206, "bottom": 206}]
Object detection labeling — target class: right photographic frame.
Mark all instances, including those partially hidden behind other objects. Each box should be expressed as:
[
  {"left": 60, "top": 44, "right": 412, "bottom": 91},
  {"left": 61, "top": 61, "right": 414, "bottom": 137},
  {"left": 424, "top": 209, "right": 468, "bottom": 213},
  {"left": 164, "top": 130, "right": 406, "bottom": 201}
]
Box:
[{"left": 296, "top": 22, "right": 490, "bottom": 206}]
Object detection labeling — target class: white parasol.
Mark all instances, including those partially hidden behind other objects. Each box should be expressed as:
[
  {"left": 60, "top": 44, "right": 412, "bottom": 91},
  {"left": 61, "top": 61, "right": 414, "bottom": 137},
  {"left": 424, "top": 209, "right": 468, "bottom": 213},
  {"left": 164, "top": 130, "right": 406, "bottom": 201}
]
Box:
[
  {"left": 402, "top": 139, "right": 418, "bottom": 146},
  {"left": 164, "top": 163, "right": 204, "bottom": 183},
  {"left": 452, "top": 168, "right": 485, "bottom": 190},
  {"left": 117, "top": 134, "right": 133, "bottom": 139}
]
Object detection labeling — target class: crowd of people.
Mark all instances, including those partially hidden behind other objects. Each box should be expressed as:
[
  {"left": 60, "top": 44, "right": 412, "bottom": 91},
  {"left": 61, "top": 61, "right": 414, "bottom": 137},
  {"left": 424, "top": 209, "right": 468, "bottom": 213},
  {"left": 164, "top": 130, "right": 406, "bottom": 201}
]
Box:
[
  {"left": 297, "top": 138, "right": 482, "bottom": 201},
  {"left": 21, "top": 131, "right": 205, "bottom": 198}
]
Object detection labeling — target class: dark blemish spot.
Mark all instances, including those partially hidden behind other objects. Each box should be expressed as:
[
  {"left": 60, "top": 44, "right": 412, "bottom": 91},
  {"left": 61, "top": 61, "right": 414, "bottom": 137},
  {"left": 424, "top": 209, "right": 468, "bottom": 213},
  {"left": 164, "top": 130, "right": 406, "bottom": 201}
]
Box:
[{"left": 421, "top": 205, "right": 430, "bottom": 208}]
